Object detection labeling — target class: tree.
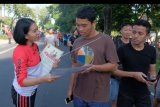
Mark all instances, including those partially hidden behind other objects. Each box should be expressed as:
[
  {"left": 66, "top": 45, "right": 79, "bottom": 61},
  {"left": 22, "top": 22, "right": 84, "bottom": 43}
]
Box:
[
  {"left": 47, "top": 4, "right": 85, "bottom": 32},
  {"left": 112, "top": 4, "right": 134, "bottom": 32},
  {"left": 103, "top": 4, "right": 112, "bottom": 35},
  {"left": 5, "top": 4, "right": 35, "bottom": 29},
  {"left": 36, "top": 6, "right": 50, "bottom": 30}
]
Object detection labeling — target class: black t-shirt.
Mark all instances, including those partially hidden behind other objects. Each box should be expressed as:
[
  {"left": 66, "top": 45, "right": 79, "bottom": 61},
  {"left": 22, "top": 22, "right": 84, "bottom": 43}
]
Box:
[
  {"left": 112, "top": 36, "right": 130, "bottom": 79},
  {"left": 69, "top": 36, "right": 77, "bottom": 45},
  {"left": 118, "top": 43, "right": 156, "bottom": 94}
]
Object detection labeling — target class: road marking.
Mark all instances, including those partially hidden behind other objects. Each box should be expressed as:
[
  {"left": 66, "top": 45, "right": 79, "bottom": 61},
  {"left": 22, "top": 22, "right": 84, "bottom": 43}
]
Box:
[{"left": 0, "top": 45, "right": 16, "bottom": 55}]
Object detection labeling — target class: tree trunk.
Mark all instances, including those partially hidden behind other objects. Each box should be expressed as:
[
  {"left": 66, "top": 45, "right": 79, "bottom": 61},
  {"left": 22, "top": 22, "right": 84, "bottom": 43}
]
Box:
[
  {"left": 103, "top": 5, "right": 112, "bottom": 36},
  {"left": 155, "top": 28, "right": 159, "bottom": 58}
]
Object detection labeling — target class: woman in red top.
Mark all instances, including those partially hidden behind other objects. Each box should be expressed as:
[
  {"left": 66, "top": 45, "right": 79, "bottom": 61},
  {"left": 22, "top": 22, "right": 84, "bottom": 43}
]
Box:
[{"left": 11, "top": 18, "right": 60, "bottom": 107}]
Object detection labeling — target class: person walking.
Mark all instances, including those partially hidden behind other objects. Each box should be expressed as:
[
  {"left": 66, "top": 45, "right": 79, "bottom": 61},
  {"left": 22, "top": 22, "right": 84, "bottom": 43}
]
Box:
[
  {"left": 153, "top": 69, "right": 160, "bottom": 107},
  {"left": 44, "top": 28, "right": 59, "bottom": 48},
  {"left": 110, "top": 22, "right": 133, "bottom": 107},
  {"left": 67, "top": 29, "right": 80, "bottom": 52},
  {"left": 5, "top": 26, "right": 13, "bottom": 44}
]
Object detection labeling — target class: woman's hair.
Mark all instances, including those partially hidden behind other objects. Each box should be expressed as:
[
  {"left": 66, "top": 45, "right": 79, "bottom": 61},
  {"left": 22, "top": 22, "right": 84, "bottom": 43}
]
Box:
[{"left": 13, "top": 18, "right": 35, "bottom": 45}]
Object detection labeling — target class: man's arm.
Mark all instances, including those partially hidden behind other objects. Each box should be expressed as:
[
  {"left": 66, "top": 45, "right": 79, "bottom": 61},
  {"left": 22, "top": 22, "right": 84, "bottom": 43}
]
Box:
[
  {"left": 149, "top": 64, "right": 157, "bottom": 77},
  {"left": 112, "top": 67, "right": 147, "bottom": 83},
  {"left": 82, "top": 63, "right": 117, "bottom": 73},
  {"left": 148, "top": 64, "right": 157, "bottom": 83}
]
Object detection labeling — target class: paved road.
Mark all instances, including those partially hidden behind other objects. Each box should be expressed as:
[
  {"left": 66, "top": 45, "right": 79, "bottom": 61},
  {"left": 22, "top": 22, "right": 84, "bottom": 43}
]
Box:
[{"left": 0, "top": 38, "right": 74, "bottom": 107}]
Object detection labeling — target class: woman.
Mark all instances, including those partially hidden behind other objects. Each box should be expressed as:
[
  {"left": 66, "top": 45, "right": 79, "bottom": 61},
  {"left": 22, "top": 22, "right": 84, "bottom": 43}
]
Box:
[{"left": 11, "top": 18, "right": 60, "bottom": 107}]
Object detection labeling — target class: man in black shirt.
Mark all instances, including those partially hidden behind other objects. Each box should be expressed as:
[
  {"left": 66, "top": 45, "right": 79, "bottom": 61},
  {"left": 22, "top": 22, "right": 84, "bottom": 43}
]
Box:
[
  {"left": 68, "top": 29, "right": 80, "bottom": 52},
  {"left": 117, "top": 19, "right": 157, "bottom": 107},
  {"left": 110, "top": 22, "right": 133, "bottom": 107}
]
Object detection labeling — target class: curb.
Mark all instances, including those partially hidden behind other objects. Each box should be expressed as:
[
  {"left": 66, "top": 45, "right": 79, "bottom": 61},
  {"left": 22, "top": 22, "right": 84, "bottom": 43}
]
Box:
[{"left": 0, "top": 39, "right": 15, "bottom": 45}]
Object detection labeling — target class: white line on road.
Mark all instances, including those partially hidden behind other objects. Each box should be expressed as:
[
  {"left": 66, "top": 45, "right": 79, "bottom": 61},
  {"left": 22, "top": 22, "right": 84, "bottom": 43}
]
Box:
[{"left": 0, "top": 46, "right": 16, "bottom": 55}]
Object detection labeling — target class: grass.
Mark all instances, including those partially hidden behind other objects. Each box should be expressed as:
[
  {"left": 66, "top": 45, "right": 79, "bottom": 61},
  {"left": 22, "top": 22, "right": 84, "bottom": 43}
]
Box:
[{"left": 0, "top": 34, "right": 8, "bottom": 39}]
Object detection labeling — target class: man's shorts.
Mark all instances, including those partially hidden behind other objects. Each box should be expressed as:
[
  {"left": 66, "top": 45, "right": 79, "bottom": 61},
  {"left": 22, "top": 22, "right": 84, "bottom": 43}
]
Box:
[
  {"left": 155, "top": 78, "right": 160, "bottom": 99},
  {"left": 109, "top": 78, "right": 120, "bottom": 100}
]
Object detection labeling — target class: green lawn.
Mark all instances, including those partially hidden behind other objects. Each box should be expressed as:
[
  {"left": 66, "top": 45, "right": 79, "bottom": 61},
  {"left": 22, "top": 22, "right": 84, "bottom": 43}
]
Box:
[{"left": 0, "top": 34, "right": 8, "bottom": 39}]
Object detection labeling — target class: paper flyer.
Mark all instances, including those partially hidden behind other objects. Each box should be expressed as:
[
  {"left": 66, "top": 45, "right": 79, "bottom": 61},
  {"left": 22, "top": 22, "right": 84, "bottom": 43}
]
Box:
[
  {"left": 40, "top": 43, "right": 64, "bottom": 76},
  {"left": 50, "top": 65, "right": 92, "bottom": 76}
]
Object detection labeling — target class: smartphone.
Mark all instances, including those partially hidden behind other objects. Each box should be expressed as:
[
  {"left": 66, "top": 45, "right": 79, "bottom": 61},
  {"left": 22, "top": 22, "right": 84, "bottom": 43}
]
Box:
[
  {"left": 143, "top": 76, "right": 156, "bottom": 82},
  {"left": 65, "top": 95, "right": 73, "bottom": 104},
  {"left": 149, "top": 79, "right": 156, "bottom": 82},
  {"left": 143, "top": 76, "right": 148, "bottom": 81}
]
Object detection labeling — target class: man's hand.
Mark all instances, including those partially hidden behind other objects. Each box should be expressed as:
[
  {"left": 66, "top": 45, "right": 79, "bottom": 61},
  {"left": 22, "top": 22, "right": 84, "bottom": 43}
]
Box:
[
  {"left": 147, "top": 75, "right": 157, "bottom": 85},
  {"left": 131, "top": 72, "right": 148, "bottom": 83},
  {"left": 80, "top": 64, "right": 94, "bottom": 74},
  {"left": 67, "top": 90, "right": 73, "bottom": 101}
]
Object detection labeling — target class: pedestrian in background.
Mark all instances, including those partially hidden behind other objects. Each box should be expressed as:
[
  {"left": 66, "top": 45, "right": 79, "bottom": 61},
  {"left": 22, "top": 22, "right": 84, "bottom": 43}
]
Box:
[
  {"left": 44, "top": 28, "right": 59, "bottom": 48},
  {"left": 153, "top": 69, "right": 160, "bottom": 107},
  {"left": 4, "top": 25, "right": 13, "bottom": 44},
  {"left": 110, "top": 22, "right": 133, "bottom": 107},
  {"left": 63, "top": 32, "right": 68, "bottom": 46},
  {"left": 11, "top": 18, "right": 60, "bottom": 107},
  {"left": 67, "top": 29, "right": 80, "bottom": 52}
]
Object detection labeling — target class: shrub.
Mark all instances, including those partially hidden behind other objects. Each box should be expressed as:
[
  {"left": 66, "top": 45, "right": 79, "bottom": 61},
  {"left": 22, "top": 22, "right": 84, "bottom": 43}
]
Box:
[{"left": 0, "top": 34, "right": 8, "bottom": 39}]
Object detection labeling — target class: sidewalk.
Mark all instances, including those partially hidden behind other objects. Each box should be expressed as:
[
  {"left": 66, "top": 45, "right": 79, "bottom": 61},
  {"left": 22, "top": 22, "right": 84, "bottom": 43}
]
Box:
[{"left": 0, "top": 39, "right": 15, "bottom": 45}]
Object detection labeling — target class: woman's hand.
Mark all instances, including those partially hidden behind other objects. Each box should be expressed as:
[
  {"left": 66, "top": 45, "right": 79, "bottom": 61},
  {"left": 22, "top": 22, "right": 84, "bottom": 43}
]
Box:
[
  {"left": 42, "top": 73, "right": 60, "bottom": 83},
  {"left": 52, "top": 59, "right": 60, "bottom": 68}
]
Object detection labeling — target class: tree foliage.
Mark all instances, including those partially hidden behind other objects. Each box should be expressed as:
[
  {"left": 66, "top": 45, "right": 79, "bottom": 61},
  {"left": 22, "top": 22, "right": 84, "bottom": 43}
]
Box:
[
  {"left": 4, "top": 4, "right": 35, "bottom": 29},
  {"left": 51, "top": 4, "right": 85, "bottom": 32}
]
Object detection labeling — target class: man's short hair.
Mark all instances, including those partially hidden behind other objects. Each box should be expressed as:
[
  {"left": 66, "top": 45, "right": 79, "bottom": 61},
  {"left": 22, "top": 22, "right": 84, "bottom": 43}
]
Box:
[
  {"left": 76, "top": 6, "right": 97, "bottom": 23},
  {"left": 120, "top": 22, "right": 132, "bottom": 30},
  {"left": 134, "top": 19, "right": 151, "bottom": 34},
  {"left": 13, "top": 18, "right": 35, "bottom": 45}
]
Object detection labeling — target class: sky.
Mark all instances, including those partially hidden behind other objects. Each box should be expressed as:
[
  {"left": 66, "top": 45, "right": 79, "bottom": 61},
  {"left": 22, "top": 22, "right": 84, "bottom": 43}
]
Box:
[
  {"left": 26, "top": 4, "right": 55, "bottom": 24},
  {"left": 26, "top": 4, "right": 52, "bottom": 9}
]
